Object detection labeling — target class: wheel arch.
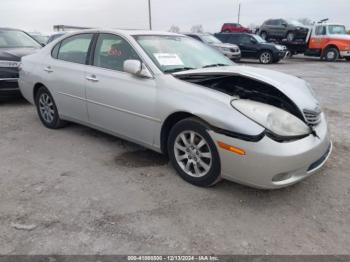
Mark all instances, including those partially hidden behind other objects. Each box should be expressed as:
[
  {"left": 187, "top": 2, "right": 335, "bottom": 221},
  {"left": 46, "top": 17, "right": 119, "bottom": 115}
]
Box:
[
  {"left": 33, "top": 82, "right": 46, "bottom": 101},
  {"left": 160, "top": 111, "right": 210, "bottom": 155}
]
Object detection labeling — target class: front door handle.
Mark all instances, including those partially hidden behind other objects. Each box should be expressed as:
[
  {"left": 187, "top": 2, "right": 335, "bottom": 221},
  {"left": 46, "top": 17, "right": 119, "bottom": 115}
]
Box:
[
  {"left": 44, "top": 66, "right": 54, "bottom": 73},
  {"left": 86, "top": 75, "right": 99, "bottom": 82}
]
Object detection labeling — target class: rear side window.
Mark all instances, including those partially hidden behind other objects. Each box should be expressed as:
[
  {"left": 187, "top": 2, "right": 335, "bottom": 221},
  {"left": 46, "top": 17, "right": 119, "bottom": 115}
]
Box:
[
  {"left": 51, "top": 43, "right": 60, "bottom": 58},
  {"left": 57, "top": 34, "right": 93, "bottom": 64},
  {"left": 228, "top": 35, "right": 240, "bottom": 44}
]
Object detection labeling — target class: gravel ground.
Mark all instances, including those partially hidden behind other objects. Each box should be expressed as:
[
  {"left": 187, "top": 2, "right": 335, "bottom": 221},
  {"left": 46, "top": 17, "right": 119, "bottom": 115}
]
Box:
[{"left": 0, "top": 56, "right": 349, "bottom": 255}]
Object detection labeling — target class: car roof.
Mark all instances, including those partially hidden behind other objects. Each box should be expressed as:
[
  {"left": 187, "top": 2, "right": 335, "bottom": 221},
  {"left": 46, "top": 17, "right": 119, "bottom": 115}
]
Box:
[
  {"left": 216, "top": 32, "right": 251, "bottom": 36},
  {"left": 0, "top": 27, "right": 24, "bottom": 31},
  {"left": 65, "top": 29, "right": 183, "bottom": 37}
]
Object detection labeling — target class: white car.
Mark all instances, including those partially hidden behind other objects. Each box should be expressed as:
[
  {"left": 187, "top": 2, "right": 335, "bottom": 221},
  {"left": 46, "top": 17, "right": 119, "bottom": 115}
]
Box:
[{"left": 19, "top": 30, "right": 332, "bottom": 189}]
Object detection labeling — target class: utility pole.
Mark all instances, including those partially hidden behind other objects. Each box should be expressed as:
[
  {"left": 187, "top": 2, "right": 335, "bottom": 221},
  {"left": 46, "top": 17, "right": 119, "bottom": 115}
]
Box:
[
  {"left": 148, "top": 0, "right": 152, "bottom": 30},
  {"left": 237, "top": 2, "right": 241, "bottom": 24}
]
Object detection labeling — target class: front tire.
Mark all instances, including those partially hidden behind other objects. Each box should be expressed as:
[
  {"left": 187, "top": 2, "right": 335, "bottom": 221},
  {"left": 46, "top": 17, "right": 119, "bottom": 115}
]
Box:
[
  {"left": 168, "top": 118, "right": 221, "bottom": 187},
  {"left": 259, "top": 51, "right": 273, "bottom": 64},
  {"left": 35, "top": 86, "right": 66, "bottom": 129},
  {"left": 323, "top": 47, "right": 339, "bottom": 62}
]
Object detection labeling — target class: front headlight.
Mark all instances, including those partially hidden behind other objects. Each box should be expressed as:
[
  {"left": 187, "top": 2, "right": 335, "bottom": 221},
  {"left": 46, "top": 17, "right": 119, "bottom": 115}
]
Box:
[
  {"left": 231, "top": 99, "right": 311, "bottom": 138},
  {"left": 0, "top": 60, "right": 21, "bottom": 68}
]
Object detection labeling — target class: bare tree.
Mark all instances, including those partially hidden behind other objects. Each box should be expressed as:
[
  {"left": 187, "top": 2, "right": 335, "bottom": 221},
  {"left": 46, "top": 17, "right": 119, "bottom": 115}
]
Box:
[
  {"left": 297, "top": 18, "right": 313, "bottom": 26},
  {"left": 169, "top": 25, "right": 180, "bottom": 33},
  {"left": 191, "top": 25, "right": 204, "bottom": 33}
]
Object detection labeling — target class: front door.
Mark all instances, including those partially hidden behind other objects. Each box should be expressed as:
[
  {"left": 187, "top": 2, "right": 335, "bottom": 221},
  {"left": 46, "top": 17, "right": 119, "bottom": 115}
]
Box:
[{"left": 85, "top": 33, "right": 157, "bottom": 147}]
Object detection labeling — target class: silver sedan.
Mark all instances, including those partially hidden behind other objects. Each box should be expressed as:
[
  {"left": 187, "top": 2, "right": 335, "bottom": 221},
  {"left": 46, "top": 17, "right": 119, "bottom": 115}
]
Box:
[{"left": 19, "top": 30, "right": 332, "bottom": 189}]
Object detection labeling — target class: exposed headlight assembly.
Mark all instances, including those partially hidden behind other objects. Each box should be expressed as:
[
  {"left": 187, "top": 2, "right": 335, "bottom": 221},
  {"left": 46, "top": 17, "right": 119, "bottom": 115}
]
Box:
[
  {"left": 231, "top": 99, "right": 311, "bottom": 140},
  {"left": 0, "top": 60, "right": 21, "bottom": 68}
]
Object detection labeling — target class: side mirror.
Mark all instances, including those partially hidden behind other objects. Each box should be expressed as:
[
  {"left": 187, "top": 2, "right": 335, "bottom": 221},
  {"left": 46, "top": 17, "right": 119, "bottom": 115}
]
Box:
[
  {"left": 123, "top": 60, "right": 152, "bottom": 78},
  {"left": 282, "top": 23, "right": 288, "bottom": 27},
  {"left": 40, "top": 43, "right": 46, "bottom": 47}
]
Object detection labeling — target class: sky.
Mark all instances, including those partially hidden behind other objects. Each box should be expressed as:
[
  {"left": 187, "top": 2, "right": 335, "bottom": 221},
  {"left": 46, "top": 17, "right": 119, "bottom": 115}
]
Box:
[{"left": 0, "top": 0, "right": 349, "bottom": 33}]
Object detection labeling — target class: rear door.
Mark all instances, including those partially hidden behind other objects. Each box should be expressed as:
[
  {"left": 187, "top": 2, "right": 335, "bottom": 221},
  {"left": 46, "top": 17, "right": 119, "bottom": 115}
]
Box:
[
  {"left": 234, "top": 35, "right": 256, "bottom": 57},
  {"left": 42, "top": 33, "right": 94, "bottom": 122}
]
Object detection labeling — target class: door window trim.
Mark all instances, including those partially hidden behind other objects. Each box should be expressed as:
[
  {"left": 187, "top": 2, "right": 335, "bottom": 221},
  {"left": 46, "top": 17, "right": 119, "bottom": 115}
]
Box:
[
  {"left": 87, "top": 32, "right": 155, "bottom": 78},
  {"left": 50, "top": 33, "right": 95, "bottom": 65}
]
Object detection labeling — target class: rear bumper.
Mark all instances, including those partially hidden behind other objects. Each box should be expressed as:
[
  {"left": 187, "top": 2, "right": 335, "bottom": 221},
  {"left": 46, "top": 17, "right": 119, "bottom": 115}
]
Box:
[
  {"left": 0, "top": 78, "right": 21, "bottom": 99},
  {"left": 209, "top": 114, "right": 331, "bottom": 189}
]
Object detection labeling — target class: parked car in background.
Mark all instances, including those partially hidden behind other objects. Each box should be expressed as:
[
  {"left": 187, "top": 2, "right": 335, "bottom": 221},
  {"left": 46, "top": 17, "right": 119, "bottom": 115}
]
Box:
[
  {"left": 215, "top": 33, "right": 287, "bottom": 64},
  {"left": 185, "top": 33, "right": 241, "bottom": 61},
  {"left": 221, "top": 23, "right": 252, "bottom": 33},
  {"left": 29, "top": 33, "right": 49, "bottom": 46},
  {"left": 19, "top": 29, "right": 331, "bottom": 189},
  {"left": 259, "top": 19, "right": 309, "bottom": 42},
  {"left": 47, "top": 32, "right": 65, "bottom": 44},
  {"left": 0, "top": 28, "right": 41, "bottom": 100}
]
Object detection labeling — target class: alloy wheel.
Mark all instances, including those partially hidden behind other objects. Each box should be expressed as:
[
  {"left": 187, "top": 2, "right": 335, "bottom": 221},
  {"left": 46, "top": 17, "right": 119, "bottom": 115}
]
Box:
[
  {"left": 260, "top": 52, "right": 272, "bottom": 64},
  {"left": 39, "top": 93, "right": 55, "bottom": 123},
  {"left": 174, "top": 131, "right": 212, "bottom": 178}
]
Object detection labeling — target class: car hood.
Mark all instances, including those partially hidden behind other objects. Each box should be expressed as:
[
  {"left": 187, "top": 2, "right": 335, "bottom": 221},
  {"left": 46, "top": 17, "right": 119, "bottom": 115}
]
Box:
[
  {"left": 0, "top": 48, "right": 39, "bottom": 61},
  {"left": 173, "top": 65, "right": 320, "bottom": 112},
  {"left": 212, "top": 43, "right": 239, "bottom": 49}
]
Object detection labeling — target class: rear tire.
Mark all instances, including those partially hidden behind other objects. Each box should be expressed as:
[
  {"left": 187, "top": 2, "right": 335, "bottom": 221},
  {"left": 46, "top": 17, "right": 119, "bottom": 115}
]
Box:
[
  {"left": 35, "top": 86, "right": 66, "bottom": 129},
  {"left": 345, "top": 57, "right": 350, "bottom": 61},
  {"left": 323, "top": 47, "right": 339, "bottom": 62},
  {"left": 259, "top": 51, "right": 273, "bottom": 64},
  {"left": 168, "top": 118, "right": 221, "bottom": 187}
]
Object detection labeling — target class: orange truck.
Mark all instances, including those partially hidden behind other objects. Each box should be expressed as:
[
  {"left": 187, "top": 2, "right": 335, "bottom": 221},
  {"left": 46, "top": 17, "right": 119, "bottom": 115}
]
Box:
[{"left": 282, "top": 21, "right": 350, "bottom": 62}]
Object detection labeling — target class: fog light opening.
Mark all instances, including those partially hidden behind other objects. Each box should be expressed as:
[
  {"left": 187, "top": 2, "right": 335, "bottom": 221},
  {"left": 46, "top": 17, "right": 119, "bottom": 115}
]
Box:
[{"left": 272, "top": 173, "right": 292, "bottom": 183}]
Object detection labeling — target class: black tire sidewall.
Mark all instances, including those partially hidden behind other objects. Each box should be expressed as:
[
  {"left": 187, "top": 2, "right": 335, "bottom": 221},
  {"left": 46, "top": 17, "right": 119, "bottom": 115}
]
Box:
[
  {"left": 324, "top": 48, "right": 339, "bottom": 62},
  {"left": 259, "top": 51, "right": 272, "bottom": 64},
  {"left": 168, "top": 118, "right": 221, "bottom": 187},
  {"left": 35, "top": 87, "right": 62, "bottom": 129}
]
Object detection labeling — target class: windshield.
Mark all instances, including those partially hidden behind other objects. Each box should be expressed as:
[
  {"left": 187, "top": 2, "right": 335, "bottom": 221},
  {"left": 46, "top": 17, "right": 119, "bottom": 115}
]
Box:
[
  {"left": 252, "top": 35, "right": 266, "bottom": 43},
  {"left": 31, "top": 34, "right": 49, "bottom": 44},
  {"left": 288, "top": 20, "right": 304, "bottom": 27},
  {"left": 328, "top": 25, "right": 346, "bottom": 35},
  {"left": 200, "top": 35, "right": 222, "bottom": 44},
  {"left": 134, "top": 35, "right": 233, "bottom": 73},
  {"left": 0, "top": 30, "right": 41, "bottom": 48}
]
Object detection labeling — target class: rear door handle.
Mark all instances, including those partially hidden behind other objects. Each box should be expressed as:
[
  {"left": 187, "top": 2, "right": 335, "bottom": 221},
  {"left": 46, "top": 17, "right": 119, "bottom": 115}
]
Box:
[
  {"left": 44, "top": 66, "right": 54, "bottom": 73},
  {"left": 86, "top": 75, "right": 99, "bottom": 82}
]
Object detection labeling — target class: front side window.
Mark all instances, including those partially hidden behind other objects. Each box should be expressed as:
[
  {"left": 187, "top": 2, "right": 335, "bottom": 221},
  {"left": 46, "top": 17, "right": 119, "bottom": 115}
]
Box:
[
  {"left": 57, "top": 34, "right": 93, "bottom": 64},
  {"left": 93, "top": 34, "right": 140, "bottom": 72},
  {"left": 0, "top": 30, "right": 41, "bottom": 48},
  {"left": 134, "top": 35, "right": 233, "bottom": 73}
]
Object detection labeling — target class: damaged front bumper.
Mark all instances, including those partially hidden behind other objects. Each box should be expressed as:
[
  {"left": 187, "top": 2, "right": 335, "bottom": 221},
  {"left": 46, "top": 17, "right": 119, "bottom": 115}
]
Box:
[{"left": 209, "top": 114, "right": 331, "bottom": 189}]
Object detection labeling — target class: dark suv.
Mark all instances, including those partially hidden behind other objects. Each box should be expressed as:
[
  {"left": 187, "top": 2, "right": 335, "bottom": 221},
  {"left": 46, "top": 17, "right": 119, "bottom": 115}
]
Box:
[
  {"left": 214, "top": 33, "right": 287, "bottom": 64},
  {"left": 0, "top": 28, "right": 41, "bottom": 100},
  {"left": 259, "top": 19, "right": 309, "bottom": 42}
]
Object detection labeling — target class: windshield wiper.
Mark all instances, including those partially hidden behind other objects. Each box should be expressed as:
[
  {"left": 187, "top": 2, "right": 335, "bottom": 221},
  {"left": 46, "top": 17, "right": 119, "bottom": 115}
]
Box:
[
  {"left": 202, "top": 63, "right": 228, "bottom": 68},
  {"left": 164, "top": 67, "right": 195, "bottom": 73}
]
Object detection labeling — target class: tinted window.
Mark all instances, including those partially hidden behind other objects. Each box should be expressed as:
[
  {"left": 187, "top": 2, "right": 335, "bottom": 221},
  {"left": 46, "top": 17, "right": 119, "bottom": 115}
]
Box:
[
  {"left": 0, "top": 30, "right": 41, "bottom": 48},
  {"left": 228, "top": 35, "right": 240, "bottom": 44},
  {"left": 270, "top": 20, "right": 279, "bottom": 26},
  {"left": 238, "top": 35, "right": 251, "bottom": 44},
  {"left": 265, "top": 20, "right": 272, "bottom": 25},
  {"left": 57, "top": 34, "right": 93, "bottom": 64},
  {"left": 315, "top": 26, "right": 326, "bottom": 36},
  {"left": 93, "top": 34, "right": 140, "bottom": 72}
]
